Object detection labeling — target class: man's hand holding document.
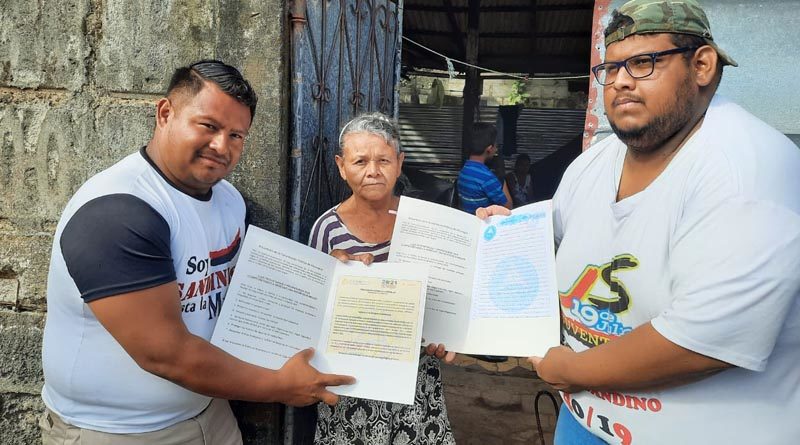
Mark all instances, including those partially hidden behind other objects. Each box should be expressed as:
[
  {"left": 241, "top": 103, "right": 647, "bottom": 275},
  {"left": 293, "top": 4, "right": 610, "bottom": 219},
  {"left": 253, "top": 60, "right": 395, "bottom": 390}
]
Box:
[
  {"left": 213, "top": 195, "right": 559, "bottom": 403},
  {"left": 211, "top": 225, "right": 428, "bottom": 405},
  {"left": 389, "top": 196, "right": 560, "bottom": 358}
]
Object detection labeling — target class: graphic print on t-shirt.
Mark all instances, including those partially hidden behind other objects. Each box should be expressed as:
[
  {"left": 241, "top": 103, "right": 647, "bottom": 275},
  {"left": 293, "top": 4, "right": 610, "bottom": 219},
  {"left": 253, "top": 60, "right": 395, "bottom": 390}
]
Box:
[
  {"left": 209, "top": 229, "right": 242, "bottom": 266},
  {"left": 559, "top": 254, "right": 638, "bottom": 348},
  {"left": 178, "top": 229, "right": 242, "bottom": 320}
]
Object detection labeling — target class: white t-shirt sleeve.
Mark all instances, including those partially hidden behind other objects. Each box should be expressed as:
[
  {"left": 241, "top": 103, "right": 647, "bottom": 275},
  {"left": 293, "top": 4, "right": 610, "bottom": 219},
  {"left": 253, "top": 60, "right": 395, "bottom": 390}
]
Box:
[
  {"left": 652, "top": 196, "right": 800, "bottom": 371},
  {"left": 552, "top": 159, "right": 579, "bottom": 249},
  {"left": 552, "top": 186, "right": 567, "bottom": 248}
]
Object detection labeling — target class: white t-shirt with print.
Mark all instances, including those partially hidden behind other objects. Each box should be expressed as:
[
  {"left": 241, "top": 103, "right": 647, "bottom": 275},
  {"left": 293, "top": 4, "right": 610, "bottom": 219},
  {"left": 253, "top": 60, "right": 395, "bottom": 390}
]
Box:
[
  {"left": 553, "top": 95, "right": 800, "bottom": 444},
  {"left": 42, "top": 149, "right": 246, "bottom": 433}
]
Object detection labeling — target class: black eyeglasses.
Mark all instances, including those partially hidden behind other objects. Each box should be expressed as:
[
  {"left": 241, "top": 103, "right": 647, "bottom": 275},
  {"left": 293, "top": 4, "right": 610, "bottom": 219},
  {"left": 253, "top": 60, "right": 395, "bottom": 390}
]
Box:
[{"left": 591, "top": 46, "right": 699, "bottom": 86}]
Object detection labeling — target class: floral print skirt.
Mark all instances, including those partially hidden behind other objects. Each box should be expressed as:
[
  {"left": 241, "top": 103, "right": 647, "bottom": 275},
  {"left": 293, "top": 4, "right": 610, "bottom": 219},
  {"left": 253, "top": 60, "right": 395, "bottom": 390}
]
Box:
[{"left": 314, "top": 355, "right": 455, "bottom": 445}]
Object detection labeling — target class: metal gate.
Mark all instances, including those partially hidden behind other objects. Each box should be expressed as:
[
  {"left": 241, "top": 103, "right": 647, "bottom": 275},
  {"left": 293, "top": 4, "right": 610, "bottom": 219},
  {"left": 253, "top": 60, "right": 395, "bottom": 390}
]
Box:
[{"left": 289, "top": 0, "right": 403, "bottom": 242}]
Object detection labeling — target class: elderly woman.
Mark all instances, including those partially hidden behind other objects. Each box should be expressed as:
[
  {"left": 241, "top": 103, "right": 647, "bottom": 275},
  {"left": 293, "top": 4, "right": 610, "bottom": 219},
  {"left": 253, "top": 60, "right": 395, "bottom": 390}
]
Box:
[{"left": 308, "top": 112, "right": 456, "bottom": 445}]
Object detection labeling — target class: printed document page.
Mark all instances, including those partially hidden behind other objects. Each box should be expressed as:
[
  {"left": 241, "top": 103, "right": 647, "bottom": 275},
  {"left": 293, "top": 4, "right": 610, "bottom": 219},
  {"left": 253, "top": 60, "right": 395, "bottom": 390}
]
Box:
[
  {"left": 388, "top": 197, "right": 478, "bottom": 352},
  {"left": 211, "top": 225, "right": 334, "bottom": 370},
  {"left": 316, "top": 261, "right": 428, "bottom": 404},
  {"left": 389, "top": 197, "right": 559, "bottom": 357},
  {"left": 466, "top": 200, "right": 560, "bottom": 357},
  {"left": 211, "top": 225, "right": 428, "bottom": 404}
]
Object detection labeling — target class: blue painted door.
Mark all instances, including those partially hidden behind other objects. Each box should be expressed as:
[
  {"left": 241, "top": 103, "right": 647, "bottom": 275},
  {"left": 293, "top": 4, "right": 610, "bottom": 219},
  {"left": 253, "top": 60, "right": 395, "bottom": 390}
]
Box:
[{"left": 289, "top": 0, "right": 403, "bottom": 242}]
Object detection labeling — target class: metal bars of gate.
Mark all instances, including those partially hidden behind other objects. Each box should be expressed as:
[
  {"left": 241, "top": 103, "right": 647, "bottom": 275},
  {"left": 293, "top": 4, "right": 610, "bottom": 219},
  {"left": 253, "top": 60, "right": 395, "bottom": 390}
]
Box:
[{"left": 289, "top": 0, "right": 402, "bottom": 243}]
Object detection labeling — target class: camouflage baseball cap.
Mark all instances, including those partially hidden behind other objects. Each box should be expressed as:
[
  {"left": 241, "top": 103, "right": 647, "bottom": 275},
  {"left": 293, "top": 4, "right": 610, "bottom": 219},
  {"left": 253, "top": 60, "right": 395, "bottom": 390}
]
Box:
[{"left": 605, "top": 0, "right": 738, "bottom": 67}]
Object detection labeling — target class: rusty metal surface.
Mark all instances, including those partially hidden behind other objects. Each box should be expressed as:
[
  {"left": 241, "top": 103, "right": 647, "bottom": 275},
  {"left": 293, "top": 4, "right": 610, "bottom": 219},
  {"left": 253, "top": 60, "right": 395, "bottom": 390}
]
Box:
[
  {"left": 582, "top": 0, "right": 612, "bottom": 149},
  {"left": 289, "top": 0, "right": 402, "bottom": 242}
]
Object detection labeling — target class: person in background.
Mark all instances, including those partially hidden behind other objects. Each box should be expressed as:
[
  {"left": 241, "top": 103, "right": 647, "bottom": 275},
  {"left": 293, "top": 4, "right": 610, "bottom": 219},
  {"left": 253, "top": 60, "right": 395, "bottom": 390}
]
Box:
[
  {"left": 506, "top": 153, "right": 534, "bottom": 207},
  {"left": 457, "top": 122, "right": 513, "bottom": 214},
  {"left": 308, "top": 112, "right": 456, "bottom": 445},
  {"left": 477, "top": 1, "right": 800, "bottom": 443}
]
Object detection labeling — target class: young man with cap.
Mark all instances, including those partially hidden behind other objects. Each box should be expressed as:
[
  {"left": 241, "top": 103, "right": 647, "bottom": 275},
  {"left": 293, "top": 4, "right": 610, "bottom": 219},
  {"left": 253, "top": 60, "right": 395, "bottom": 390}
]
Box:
[{"left": 479, "top": 1, "right": 800, "bottom": 443}]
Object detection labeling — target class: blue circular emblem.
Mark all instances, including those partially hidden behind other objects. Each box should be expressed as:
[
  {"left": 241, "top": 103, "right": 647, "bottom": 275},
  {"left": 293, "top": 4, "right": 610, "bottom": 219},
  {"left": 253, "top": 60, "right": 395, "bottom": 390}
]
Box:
[{"left": 489, "top": 256, "right": 539, "bottom": 314}]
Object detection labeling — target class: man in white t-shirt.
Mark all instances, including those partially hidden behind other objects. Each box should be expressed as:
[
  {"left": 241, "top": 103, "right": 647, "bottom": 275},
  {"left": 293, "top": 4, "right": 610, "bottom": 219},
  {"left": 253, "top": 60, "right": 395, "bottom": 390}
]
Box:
[
  {"left": 40, "top": 60, "right": 354, "bottom": 444},
  {"left": 479, "top": 1, "right": 800, "bottom": 443}
]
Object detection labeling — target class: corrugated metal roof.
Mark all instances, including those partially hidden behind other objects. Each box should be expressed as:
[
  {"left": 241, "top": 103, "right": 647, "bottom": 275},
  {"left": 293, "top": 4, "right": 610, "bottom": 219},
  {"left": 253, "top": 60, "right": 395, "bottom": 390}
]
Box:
[{"left": 399, "top": 104, "right": 586, "bottom": 179}]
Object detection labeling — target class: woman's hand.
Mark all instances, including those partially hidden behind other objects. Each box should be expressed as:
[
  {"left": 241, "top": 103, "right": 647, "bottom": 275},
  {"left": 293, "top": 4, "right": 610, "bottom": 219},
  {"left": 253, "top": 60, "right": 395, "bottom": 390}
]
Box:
[
  {"left": 425, "top": 343, "right": 456, "bottom": 364},
  {"left": 475, "top": 205, "right": 511, "bottom": 220},
  {"left": 330, "top": 249, "right": 374, "bottom": 266}
]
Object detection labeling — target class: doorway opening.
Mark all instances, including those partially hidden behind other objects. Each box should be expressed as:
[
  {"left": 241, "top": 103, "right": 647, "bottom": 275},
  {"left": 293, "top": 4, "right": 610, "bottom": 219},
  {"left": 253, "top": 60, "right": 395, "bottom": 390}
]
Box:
[{"left": 398, "top": 0, "right": 595, "bottom": 206}]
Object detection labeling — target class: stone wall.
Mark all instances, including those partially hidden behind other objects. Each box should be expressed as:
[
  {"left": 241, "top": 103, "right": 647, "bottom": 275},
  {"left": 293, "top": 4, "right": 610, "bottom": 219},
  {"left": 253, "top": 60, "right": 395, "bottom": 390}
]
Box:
[{"left": 0, "top": 0, "right": 288, "bottom": 443}]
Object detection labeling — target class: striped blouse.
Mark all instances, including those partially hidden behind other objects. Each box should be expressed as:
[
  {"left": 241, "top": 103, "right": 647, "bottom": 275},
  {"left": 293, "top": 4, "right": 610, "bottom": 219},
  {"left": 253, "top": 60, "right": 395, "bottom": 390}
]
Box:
[{"left": 308, "top": 205, "right": 391, "bottom": 262}]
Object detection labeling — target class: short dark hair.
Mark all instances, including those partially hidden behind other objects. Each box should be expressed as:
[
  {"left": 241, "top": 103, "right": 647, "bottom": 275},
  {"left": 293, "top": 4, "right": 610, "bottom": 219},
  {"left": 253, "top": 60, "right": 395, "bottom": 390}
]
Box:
[
  {"left": 469, "top": 122, "right": 497, "bottom": 156},
  {"left": 671, "top": 34, "right": 724, "bottom": 87},
  {"left": 669, "top": 34, "right": 705, "bottom": 60},
  {"left": 515, "top": 153, "right": 531, "bottom": 165},
  {"left": 167, "top": 60, "right": 258, "bottom": 120}
]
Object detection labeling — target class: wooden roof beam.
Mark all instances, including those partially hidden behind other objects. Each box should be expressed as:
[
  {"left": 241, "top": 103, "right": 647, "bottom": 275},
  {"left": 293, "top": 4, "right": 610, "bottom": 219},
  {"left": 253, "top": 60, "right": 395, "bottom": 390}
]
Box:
[
  {"left": 404, "top": 4, "right": 593, "bottom": 13},
  {"left": 405, "top": 29, "right": 590, "bottom": 39},
  {"left": 443, "top": 0, "right": 466, "bottom": 59}
]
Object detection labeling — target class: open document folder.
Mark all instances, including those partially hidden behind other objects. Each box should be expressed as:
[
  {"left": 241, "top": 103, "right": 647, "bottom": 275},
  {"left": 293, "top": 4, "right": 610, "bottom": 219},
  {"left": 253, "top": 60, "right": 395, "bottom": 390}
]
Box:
[
  {"left": 389, "top": 196, "right": 560, "bottom": 357},
  {"left": 211, "top": 225, "right": 429, "bottom": 405}
]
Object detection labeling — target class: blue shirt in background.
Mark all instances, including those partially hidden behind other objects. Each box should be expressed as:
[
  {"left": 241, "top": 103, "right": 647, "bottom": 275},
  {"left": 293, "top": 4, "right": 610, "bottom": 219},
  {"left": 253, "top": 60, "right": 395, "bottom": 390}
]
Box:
[{"left": 457, "top": 160, "right": 507, "bottom": 214}]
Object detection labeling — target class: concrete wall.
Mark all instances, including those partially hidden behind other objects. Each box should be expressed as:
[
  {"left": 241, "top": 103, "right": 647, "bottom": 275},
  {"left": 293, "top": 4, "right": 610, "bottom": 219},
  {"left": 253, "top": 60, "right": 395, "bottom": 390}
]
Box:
[{"left": 0, "top": 0, "right": 288, "bottom": 443}]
